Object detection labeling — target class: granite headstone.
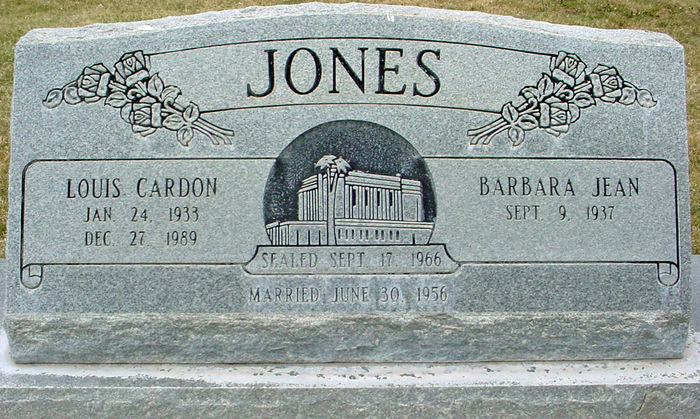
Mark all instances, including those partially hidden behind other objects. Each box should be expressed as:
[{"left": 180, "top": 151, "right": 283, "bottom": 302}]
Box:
[{"left": 4, "top": 3, "right": 690, "bottom": 363}]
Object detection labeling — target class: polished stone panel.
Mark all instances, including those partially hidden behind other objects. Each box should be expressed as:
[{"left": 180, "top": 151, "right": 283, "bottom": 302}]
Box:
[{"left": 4, "top": 3, "right": 690, "bottom": 363}]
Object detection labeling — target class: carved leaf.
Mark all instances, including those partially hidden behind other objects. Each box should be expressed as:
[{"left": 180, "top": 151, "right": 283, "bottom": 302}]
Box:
[
  {"left": 177, "top": 126, "right": 195, "bottom": 146},
  {"left": 520, "top": 86, "right": 539, "bottom": 100},
  {"left": 183, "top": 103, "right": 200, "bottom": 123},
  {"left": 63, "top": 86, "right": 81, "bottom": 105},
  {"left": 120, "top": 103, "right": 133, "bottom": 123},
  {"left": 43, "top": 89, "right": 63, "bottom": 108},
  {"left": 501, "top": 102, "right": 518, "bottom": 123},
  {"left": 147, "top": 73, "right": 164, "bottom": 98},
  {"left": 569, "top": 104, "right": 581, "bottom": 123},
  {"left": 537, "top": 74, "right": 554, "bottom": 98},
  {"left": 508, "top": 126, "right": 525, "bottom": 147},
  {"left": 161, "top": 85, "right": 181, "bottom": 102},
  {"left": 163, "top": 114, "right": 186, "bottom": 131},
  {"left": 517, "top": 114, "right": 538, "bottom": 130},
  {"left": 105, "top": 91, "right": 128, "bottom": 108},
  {"left": 572, "top": 92, "right": 595, "bottom": 108},
  {"left": 637, "top": 89, "right": 657, "bottom": 108},
  {"left": 619, "top": 87, "right": 636, "bottom": 105}
]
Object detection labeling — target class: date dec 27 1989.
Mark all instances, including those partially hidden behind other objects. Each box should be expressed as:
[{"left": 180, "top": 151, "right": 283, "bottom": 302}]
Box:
[{"left": 69, "top": 176, "right": 218, "bottom": 248}]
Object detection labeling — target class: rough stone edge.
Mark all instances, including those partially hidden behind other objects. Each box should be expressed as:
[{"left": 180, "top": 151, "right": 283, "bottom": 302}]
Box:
[
  {"left": 16, "top": 2, "right": 678, "bottom": 47},
  {"left": 0, "top": 334, "right": 699, "bottom": 417},
  {"left": 0, "top": 258, "right": 698, "bottom": 416},
  {"left": 3, "top": 310, "right": 689, "bottom": 364},
  {"left": 0, "top": 384, "right": 699, "bottom": 418}
]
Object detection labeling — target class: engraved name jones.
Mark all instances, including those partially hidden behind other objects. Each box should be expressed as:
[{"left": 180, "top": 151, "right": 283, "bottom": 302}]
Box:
[{"left": 246, "top": 47, "right": 442, "bottom": 98}]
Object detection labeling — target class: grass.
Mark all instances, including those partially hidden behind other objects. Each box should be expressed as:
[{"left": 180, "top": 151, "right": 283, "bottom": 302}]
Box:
[{"left": 0, "top": 0, "right": 699, "bottom": 254}]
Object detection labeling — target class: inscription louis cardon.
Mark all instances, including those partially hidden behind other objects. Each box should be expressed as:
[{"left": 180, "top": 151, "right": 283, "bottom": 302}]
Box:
[
  {"left": 67, "top": 177, "right": 218, "bottom": 200},
  {"left": 69, "top": 176, "right": 215, "bottom": 246},
  {"left": 6, "top": 4, "right": 690, "bottom": 364}
]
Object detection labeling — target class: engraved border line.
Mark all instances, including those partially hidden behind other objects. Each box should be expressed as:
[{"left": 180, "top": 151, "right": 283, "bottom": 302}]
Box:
[
  {"left": 148, "top": 36, "right": 555, "bottom": 59},
  {"left": 148, "top": 36, "right": 554, "bottom": 115},
  {"left": 19, "top": 157, "right": 681, "bottom": 274}
]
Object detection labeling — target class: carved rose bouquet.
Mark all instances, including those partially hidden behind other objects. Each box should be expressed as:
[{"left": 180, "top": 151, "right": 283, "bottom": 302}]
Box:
[
  {"left": 43, "top": 51, "right": 234, "bottom": 146},
  {"left": 467, "top": 51, "right": 656, "bottom": 147}
]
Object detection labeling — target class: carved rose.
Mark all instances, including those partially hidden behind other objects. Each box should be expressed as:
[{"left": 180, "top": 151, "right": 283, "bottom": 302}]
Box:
[
  {"left": 114, "top": 51, "right": 150, "bottom": 87},
  {"left": 589, "top": 65, "right": 626, "bottom": 102},
  {"left": 467, "top": 50, "right": 656, "bottom": 147},
  {"left": 550, "top": 51, "right": 586, "bottom": 87},
  {"left": 538, "top": 98, "right": 573, "bottom": 136},
  {"left": 41, "top": 49, "right": 240, "bottom": 146},
  {"left": 127, "top": 102, "right": 162, "bottom": 136},
  {"left": 77, "top": 64, "right": 112, "bottom": 103}
]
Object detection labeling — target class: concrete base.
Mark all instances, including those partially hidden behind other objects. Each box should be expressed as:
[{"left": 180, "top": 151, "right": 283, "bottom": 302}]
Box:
[{"left": 1, "top": 260, "right": 700, "bottom": 418}]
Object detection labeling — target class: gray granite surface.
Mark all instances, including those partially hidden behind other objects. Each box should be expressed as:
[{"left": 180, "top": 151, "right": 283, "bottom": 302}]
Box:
[
  {"left": 4, "top": 3, "right": 691, "bottom": 363},
  {"left": 0, "top": 256, "right": 698, "bottom": 417}
]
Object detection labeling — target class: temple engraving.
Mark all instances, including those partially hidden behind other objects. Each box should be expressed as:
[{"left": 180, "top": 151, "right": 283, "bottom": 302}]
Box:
[
  {"left": 245, "top": 120, "right": 456, "bottom": 275},
  {"left": 266, "top": 155, "right": 434, "bottom": 246}
]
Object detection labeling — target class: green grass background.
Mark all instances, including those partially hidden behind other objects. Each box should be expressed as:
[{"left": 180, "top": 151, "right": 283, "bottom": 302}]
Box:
[{"left": 0, "top": 0, "right": 698, "bottom": 255}]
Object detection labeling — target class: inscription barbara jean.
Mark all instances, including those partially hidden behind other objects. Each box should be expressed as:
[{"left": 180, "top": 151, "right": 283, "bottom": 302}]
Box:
[{"left": 478, "top": 176, "right": 639, "bottom": 197}]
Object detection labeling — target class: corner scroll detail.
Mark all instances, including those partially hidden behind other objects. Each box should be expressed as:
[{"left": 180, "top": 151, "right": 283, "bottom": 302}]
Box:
[
  {"left": 43, "top": 51, "right": 235, "bottom": 147},
  {"left": 467, "top": 51, "right": 657, "bottom": 147},
  {"left": 21, "top": 265, "right": 43, "bottom": 289},
  {"left": 657, "top": 262, "right": 679, "bottom": 287}
]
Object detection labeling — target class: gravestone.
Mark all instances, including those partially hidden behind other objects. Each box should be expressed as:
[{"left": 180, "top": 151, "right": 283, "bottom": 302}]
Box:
[{"left": 3, "top": 2, "right": 691, "bottom": 365}]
